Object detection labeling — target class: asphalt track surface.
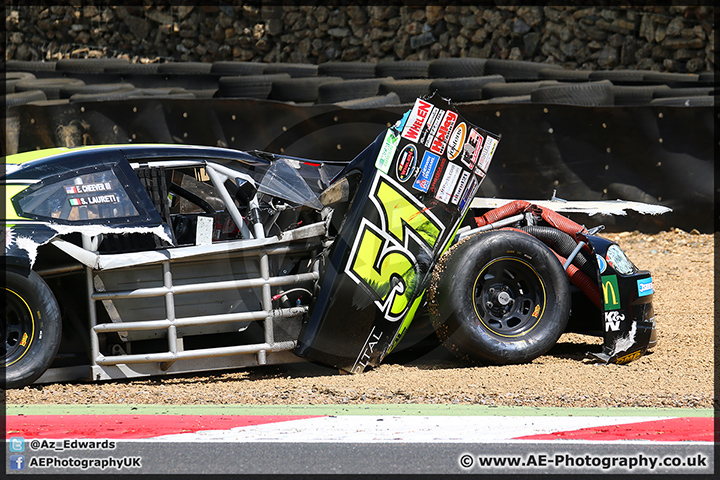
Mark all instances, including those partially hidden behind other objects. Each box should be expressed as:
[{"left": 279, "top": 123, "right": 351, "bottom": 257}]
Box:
[{"left": 5, "top": 404, "right": 714, "bottom": 476}]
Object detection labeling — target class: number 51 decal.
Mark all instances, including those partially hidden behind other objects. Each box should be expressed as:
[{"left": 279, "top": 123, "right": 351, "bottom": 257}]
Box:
[{"left": 345, "top": 173, "right": 445, "bottom": 322}]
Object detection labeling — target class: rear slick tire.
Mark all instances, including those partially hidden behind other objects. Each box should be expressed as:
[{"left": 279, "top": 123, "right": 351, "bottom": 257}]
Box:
[
  {"left": 429, "top": 230, "right": 570, "bottom": 365},
  {"left": 3, "top": 268, "right": 62, "bottom": 388}
]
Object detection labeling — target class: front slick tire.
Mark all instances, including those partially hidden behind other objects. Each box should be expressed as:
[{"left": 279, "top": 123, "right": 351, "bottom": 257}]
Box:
[
  {"left": 429, "top": 230, "right": 570, "bottom": 365},
  {"left": 3, "top": 268, "right": 62, "bottom": 388}
]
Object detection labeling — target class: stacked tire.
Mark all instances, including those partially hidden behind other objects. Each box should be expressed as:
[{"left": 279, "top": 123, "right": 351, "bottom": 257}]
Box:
[{"left": 4, "top": 58, "right": 717, "bottom": 108}]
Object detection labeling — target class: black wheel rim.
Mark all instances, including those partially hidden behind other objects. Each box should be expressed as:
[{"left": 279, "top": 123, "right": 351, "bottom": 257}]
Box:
[
  {"left": 2, "top": 288, "right": 35, "bottom": 366},
  {"left": 472, "top": 257, "right": 546, "bottom": 337}
]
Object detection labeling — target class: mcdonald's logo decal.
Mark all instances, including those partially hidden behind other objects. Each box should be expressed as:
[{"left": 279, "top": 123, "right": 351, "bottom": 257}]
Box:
[{"left": 601, "top": 275, "right": 621, "bottom": 310}]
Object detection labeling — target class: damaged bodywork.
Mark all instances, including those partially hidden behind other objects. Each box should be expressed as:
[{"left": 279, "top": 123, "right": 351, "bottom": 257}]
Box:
[{"left": 2, "top": 94, "right": 664, "bottom": 388}]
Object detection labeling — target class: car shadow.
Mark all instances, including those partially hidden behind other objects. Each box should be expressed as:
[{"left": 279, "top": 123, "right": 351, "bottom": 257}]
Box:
[{"left": 545, "top": 340, "right": 604, "bottom": 362}]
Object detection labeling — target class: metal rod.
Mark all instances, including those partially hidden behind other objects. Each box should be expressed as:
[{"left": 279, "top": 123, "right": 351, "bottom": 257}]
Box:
[
  {"left": 83, "top": 235, "right": 100, "bottom": 367},
  {"left": 91, "top": 271, "right": 319, "bottom": 300},
  {"left": 35, "top": 264, "right": 85, "bottom": 277},
  {"left": 456, "top": 214, "right": 525, "bottom": 240},
  {"left": 163, "top": 261, "right": 178, "bottom": 354},
  {"left": 205, "top": 164, "right": 253, "bottom": 239},
  {"left": 95, "top": 340, "right": 298, "bottom": 365},
  {"left": 563, "top": 241, "right": 586, "bottom": 271},
  {"left": 92, "top": 306, "right": 308, "bottom": 333}
]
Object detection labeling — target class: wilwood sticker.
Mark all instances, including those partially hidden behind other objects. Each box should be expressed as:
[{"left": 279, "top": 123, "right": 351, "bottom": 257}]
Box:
[{"left": 435, "top": 162, "right": 462, "bottom": 204}]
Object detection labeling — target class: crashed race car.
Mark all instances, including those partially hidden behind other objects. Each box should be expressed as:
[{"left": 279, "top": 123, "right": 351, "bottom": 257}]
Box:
[{"left": 2, "top": 94, "right": 659, "bottom": 389}]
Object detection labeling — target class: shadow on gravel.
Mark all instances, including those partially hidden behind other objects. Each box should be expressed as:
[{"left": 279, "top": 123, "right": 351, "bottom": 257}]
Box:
[
  {"left": 148, "top": 361, "right": 345, "bottom": 385},
  {"left": 44, "top": 340, "right": 616, "bottom": 389},
  {"left": 546, "top": 341, "right": 604, "bottom": 361}
]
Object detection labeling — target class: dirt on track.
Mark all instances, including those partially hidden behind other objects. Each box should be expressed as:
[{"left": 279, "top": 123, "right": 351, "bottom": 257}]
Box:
[{"left": 6, "top": 229, "right": 715, "bottom": 409}]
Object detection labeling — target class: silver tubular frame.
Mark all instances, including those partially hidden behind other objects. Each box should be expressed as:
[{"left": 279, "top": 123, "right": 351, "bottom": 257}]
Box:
[
  {"left": 86, "top": 238, "right": 321, "bottom": 380},
  {"left": 32, "top": 157, "right": 330, "bottom": 383}
]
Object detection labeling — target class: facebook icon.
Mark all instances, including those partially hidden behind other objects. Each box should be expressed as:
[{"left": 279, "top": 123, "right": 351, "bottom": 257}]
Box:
[{"left": 10, "top": 455, "right": 25, "bottom": 470}]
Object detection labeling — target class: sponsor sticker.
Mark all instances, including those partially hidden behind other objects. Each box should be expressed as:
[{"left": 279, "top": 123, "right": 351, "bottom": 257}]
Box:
[
  {"left": 615, "top": 350, "right": 643, "bottom": 364},
  {"left": 351, "top": 328, "right": 383, "bottom": 374},
  {"left": 412, "top": 151, "right": 440, "bottom": 193},
  {"left": 401, "top": 99, "right": 433, "bottom": 142},
  {"left": 459, "top": 176, "right": 478, "bottom": 211},
  {"left": 476, "top": 135, "right": 498, "bottom": 174},
  {"left": 420, "top": 106, "right": 443, "bottom": 147},
  {"left": 604, "top": 311, "right": 625, "bottom": 332},
  {"left": 446, "top": 122, "right": 467, "bottom": 161},
  {"left": 375, "top": 129, "right": 400, "bottom": 174},
  {"left": 601, "top": 275, "right": 621, "bottom": 311},
  {"left": 428, "top": 157, "right": 447, "bottom": 195},
  {"left": 394, "top": 110, "right": 411, "bottom": 132},
  {"left": 460, "top": 128, "right": 483, "bottom": 170},
  {"left": 637, "top": 277, "right": 654, "bottom": 297},
  {"left": 596, "top": 254, "right": 607, "bottom": 274},
  {"left": 435, "top": 162, "right": 462, "bottom": 204},
  {"left": 451, "top": 170, "right": 470, "bottom": 205},
  {"left": 395, "top": 144, "right": 417, "bottom": 182},
  {"left": 429, "top": 110, "right": 458, "bottom": 155}
]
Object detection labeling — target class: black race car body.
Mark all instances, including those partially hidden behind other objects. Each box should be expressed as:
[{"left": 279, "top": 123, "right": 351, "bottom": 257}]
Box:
[{"left": 2, "top": 94, "right": 657, "bottom": 388}]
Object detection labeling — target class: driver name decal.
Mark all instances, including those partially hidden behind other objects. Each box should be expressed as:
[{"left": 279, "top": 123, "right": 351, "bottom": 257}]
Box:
[
  {"left": 64, "top": 182, "right": 113, "bottom": 194},
  {"left": 69, "top": 194, "right": 119, "bottom": 206}
]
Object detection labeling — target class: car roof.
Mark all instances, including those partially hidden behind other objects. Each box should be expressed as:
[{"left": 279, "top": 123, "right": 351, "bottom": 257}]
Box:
[
  {"left": 6, "top": 143, "right": 266, "bottom": 164},
  {"left": 3, "top": 144, "right": 271, "bottom": 180}
]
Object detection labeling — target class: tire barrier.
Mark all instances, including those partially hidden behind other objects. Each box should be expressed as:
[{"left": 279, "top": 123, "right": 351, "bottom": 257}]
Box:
[
  {"left": 3, "top": 58, "right": 715, "bottom": 232},
  {"left": 5, "top": 58, "right": 716, "bottom": 107}
]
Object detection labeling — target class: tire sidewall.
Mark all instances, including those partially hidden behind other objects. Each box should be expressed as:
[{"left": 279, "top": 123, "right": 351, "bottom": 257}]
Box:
[
  {"left": 4, "top": 268, "right": 62, "bottom": 388},
  {"left": 434, "top": 231, "right": 570, "bottom": 364}
]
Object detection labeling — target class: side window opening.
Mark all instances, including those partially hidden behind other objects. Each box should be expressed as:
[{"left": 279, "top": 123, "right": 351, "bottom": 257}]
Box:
[{"left": 168, "top": 167, "right": 245, "bottom": 246}]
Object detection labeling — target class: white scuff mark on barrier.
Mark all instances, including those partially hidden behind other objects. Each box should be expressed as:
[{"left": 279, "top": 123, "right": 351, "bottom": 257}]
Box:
[
  {"left": 611, "top": 321, "right": 637, "bottom": 355},
  {"left": 471, "top": 198, "right": 672, "bottom": 216}
]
